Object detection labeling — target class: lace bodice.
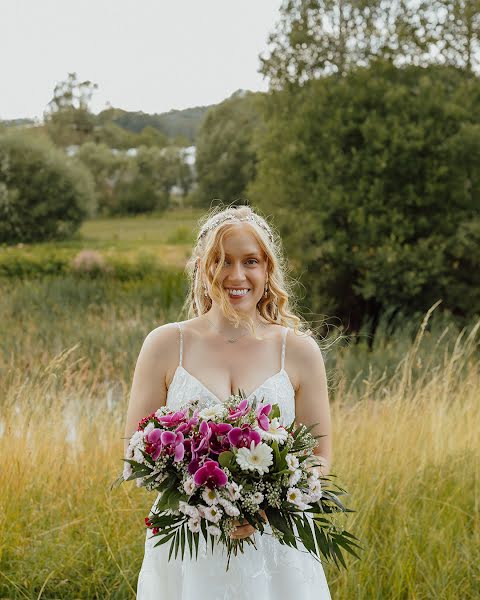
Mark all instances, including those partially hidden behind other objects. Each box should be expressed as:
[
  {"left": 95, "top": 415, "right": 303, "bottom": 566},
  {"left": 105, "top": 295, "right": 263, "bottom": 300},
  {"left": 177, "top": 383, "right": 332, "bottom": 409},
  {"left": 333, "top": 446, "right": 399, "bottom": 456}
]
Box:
[{"left": 166, "top": 322, "right": 296, "bottom": 427}]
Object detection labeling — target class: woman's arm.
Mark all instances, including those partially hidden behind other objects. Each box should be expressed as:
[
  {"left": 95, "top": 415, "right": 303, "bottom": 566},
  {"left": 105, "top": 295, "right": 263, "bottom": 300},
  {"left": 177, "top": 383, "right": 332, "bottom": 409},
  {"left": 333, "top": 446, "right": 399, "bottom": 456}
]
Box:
[
  {"left": 123, "top": 324, "right": 177, "bottom": 455},
  {"left": 292, "top": 333, "right": 332, "bottom": 478}
]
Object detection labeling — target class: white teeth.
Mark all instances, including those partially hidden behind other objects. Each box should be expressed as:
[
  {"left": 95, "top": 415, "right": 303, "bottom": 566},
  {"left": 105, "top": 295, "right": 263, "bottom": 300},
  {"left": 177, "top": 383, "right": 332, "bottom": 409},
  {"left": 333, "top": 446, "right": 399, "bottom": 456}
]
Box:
[{"left": 227, "top": 289, "right": 249, "bottom": 296}]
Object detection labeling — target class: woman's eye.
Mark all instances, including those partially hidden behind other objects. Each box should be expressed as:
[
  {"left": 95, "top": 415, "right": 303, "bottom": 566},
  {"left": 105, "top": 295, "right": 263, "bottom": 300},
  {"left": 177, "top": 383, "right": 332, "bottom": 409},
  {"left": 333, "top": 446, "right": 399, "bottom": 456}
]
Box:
[{"left": 247, "top": 259, "right": 258, "bottom": 265}]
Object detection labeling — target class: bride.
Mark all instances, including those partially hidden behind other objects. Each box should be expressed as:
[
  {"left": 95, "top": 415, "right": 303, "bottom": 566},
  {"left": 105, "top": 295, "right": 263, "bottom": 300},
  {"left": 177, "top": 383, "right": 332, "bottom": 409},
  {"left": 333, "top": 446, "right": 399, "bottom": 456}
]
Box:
[{"left": 123, "top": 205, "right": 332, "bottom": 599}]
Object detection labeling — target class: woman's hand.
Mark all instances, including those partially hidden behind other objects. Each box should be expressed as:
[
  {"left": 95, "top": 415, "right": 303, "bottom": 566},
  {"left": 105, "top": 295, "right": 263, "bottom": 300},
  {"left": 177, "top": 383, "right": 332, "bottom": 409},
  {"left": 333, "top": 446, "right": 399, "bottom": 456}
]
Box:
[{"left": 229, "top": 509, "right": 268, "bottom": 540}]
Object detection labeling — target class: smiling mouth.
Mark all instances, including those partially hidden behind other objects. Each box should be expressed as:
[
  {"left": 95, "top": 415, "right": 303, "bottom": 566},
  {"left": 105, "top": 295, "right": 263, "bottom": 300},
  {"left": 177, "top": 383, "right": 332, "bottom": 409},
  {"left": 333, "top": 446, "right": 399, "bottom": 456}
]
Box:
[{"left": 225, "top": 288, "right": 251, "bottom": 297}]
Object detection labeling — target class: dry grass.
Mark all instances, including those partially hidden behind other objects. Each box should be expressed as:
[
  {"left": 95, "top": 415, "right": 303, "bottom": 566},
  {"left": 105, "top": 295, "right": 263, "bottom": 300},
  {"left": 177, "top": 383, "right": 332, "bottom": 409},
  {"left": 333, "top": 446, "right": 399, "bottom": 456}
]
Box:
[{"left": 0, "top": 309, "right": 478, "bottom": 598}]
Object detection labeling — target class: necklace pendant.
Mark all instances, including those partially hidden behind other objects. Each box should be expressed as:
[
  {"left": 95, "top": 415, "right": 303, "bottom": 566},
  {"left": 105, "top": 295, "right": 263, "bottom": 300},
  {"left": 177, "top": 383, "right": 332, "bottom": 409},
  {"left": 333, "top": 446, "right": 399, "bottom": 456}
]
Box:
[{"left": 227, "top": 338, "right": 237, "bottom": 343}]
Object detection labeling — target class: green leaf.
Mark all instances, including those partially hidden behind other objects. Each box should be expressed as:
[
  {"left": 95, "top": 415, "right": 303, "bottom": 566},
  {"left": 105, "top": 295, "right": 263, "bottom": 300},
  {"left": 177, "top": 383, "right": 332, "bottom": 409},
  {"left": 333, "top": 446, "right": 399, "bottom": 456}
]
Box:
[
  {"left": 153, "top": 530, "right": 176, "bottom": 549},
  {"left": 218, "top": 450, "right": 234, "bottom": 468},
  {"left": 186, "top": 526, "right": 193, "bottom": 558},
  {"left": 168, "top": 531, "right": 177, "bottom": 562},
  {"left": 270, "top": 403, "right": 281, "bottom": 419},
  {"left": 180, "top": 524, "right": 186, "bottom": 559},
  {"left": 194, "top": 531, "right": 199, "bottom": 559}
]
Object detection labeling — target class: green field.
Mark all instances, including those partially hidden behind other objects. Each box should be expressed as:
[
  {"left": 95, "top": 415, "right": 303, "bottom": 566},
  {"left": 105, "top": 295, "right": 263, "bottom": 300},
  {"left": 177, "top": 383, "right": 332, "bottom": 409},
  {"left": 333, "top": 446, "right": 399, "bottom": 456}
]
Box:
[{"left": 0, "top": 213, "right": 479, "bottom": 599}]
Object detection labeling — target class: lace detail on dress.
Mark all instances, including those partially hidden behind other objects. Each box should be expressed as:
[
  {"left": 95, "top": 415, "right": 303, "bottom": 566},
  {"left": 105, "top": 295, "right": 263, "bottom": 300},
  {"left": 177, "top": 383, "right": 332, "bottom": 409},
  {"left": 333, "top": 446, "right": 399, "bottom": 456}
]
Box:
[{"left": 166, "top": 323, "right": 295, "bottom": 427}]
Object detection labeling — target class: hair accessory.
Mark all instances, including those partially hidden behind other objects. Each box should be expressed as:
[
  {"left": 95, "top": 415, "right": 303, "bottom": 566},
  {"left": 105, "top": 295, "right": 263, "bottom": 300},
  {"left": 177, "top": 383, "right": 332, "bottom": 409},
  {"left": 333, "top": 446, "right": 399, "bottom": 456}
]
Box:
[{"left": 197, "top": 214, "right": 274, "bottom": 244}]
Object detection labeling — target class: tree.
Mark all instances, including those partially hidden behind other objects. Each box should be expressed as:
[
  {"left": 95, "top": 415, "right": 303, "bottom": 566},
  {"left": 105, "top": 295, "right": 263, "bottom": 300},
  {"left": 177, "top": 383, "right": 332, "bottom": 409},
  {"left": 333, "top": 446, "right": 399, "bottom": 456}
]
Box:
[
  {"left": 115, "top": 146, "right": 184, "bottom": 215},
  {"left": 0, "top": 131, "right": 95, "bottom": 243},
  {"left": 44, "top": 72, "right": 98, "bottom": 146},
  {"left": 194, "top": 91, "right": 264, "bottom": 207},
  {"left": 248, "top": 62, "right": 480, "bottom": 332},
  {"left": 260, "top": 0, "right": 480, "bottom": 89},
  {"left": 75, "top": 142, "right": 129, "bottom": 215}
]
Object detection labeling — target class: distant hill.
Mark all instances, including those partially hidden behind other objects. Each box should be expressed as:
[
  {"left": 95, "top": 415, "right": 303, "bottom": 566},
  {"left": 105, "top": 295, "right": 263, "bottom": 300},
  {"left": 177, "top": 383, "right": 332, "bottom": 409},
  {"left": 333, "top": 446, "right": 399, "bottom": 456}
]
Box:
[
  {"left": 98, "top": 105, "right": 214, "bottom": 143},
  {"left": 1, "top": 118, "right": 36, "bottom": 127},
  {"left": 1, "top": 90, "right": 253, "bottom": 143}
]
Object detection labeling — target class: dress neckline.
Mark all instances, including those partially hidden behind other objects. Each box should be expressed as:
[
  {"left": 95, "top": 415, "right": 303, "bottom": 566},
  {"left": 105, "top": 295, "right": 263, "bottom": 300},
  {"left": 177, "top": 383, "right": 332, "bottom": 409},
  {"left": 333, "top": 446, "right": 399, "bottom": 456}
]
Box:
[{"left": 171, "top": 364, "right": 294, "bottom": 404}]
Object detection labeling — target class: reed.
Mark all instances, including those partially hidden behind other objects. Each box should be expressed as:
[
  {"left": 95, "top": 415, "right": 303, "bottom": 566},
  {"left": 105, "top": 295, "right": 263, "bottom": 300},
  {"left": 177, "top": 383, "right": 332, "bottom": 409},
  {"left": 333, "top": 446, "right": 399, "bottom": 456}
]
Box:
[{"left": 0, "top": 297, "right": 478, "bottom": 597}]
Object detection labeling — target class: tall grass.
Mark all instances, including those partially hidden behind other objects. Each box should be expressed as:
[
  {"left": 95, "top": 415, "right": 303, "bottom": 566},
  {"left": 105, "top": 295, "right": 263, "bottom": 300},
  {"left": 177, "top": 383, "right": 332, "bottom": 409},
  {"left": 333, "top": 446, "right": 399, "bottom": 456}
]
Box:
[{"left": 0, "top": 281, "right": 478, "bottom": 597}]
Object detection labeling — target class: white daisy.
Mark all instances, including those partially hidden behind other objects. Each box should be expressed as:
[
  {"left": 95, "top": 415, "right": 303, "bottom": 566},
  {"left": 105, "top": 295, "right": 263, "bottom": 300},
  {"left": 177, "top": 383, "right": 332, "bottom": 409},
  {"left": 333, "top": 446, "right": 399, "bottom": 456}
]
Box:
[
  {"left": 183, "top": 477, "right": 196, "bottom": 496},
  {"left": 123, "top": 462, "right": 132, "bottom": 480},
  {"left": 133, "top": 447, "right": 145, "bottom": 464},
  {"left": 202, "top": 487, "right": 219, "bottom": 505},
  {"left": 286, "top": 487, "right": 307, "bottom": 507},
  {"left": 143, "top": 422, "right": 155, "bottom": 436},
  {"left": 225, "top": 481, "right": 242, "bottom": 501},
  {"left": 199, "top": 404, "right": 227, "bottom": 421},
  {"left": 288, "top": 468, "right": 302, "bottom": 487},
  {"left": 307, "top": 480, "right": 323, "bottom": 502},
  {"left": 235, "top": 441, "right": 273, "bottom": 474},
  {"left": 179, "top": 501, "right": 200, "bottom": 520},
  {"left": 250, "top": 491, "right": 264, "bottom": 505},
  {"left": 203, "top": 504, "right": 223, "bottom": 523},
  {"left": 206, "top": 525, "right": 222, "bottom": 536},
  {"left": 255, "top": 418, "right": 288, "bottom": 445},
  {"left": 129, "top": 430, "right": 144, "bottom": 448},
  {"left": 217, "top": 496, "right": 240, "bottom": 517},
  {"left": 285, "top": 453, "right": 299, "bottom": 471},
  {"left": 187, "top": 517, "right": 201, "bottom": 533}
]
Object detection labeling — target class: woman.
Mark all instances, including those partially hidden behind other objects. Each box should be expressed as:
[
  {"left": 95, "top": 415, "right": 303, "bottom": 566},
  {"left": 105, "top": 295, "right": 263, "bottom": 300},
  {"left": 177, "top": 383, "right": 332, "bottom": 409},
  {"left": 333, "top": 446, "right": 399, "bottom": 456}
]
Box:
[{"left": 124, "top": 205, "right": 332, "bottom": 599}]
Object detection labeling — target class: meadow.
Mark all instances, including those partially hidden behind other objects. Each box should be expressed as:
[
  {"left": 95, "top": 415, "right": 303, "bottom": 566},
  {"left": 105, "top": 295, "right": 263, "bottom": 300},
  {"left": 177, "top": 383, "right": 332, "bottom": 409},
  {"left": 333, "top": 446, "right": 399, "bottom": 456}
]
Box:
[{"left": 0, "top": 212, "right": 478, "bottom": 599}]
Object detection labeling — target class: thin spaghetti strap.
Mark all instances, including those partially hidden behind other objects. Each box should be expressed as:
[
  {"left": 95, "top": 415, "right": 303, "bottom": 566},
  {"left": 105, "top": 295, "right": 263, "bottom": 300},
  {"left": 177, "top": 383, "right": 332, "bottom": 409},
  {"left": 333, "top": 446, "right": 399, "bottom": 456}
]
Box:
[
  {"left": 281, "top": 326, "right": 288, "bottom": 370},
  {"left": 176, "top": 322, "right": 183, "bottom": 367}
]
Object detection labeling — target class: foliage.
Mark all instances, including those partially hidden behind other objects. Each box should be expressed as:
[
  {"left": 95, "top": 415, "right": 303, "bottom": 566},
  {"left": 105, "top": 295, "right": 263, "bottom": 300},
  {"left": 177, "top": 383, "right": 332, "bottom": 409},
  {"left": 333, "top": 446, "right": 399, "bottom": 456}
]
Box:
[
  {"left": 194, "top": 91, "right": 264, "bottom": 207},
  {"left": 102, "top": 105, "right": 212, "bottom": 143},
  {"left": 44, "top": 72, "right": 98, "bottom": 146},
  {"left": 249, "top": 62, "right": 480, "bottom": 331},
  {"left": 115, "top": 146, "right": 189, "bottom": 215},
  {"left": 261, "top": 0, "right": 480, "bottom": 89},
  {"left": 0, "top": 131, "right": 96, "bottom": 243}
]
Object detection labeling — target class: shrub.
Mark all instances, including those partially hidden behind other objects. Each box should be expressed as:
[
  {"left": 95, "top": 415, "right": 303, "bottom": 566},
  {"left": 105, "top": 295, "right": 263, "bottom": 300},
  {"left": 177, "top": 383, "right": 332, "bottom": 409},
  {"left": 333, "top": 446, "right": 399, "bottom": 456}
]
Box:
[{"left": 0, "top": 131, "right": 96, "bottom": 243}]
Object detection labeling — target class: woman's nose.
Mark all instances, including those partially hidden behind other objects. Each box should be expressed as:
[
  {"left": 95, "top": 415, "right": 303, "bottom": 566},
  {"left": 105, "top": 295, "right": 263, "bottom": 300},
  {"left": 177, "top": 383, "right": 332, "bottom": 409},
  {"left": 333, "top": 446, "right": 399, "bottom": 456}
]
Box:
[{"left": 231, "top": 262, "right": 246, "bottom": 280}]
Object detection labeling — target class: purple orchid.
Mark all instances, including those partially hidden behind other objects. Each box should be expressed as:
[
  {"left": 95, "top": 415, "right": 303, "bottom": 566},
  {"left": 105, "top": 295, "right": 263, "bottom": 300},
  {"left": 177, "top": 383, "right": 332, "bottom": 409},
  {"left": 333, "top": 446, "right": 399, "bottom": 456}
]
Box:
[
  {"left": 227, "top": 424, "right": 261, "bottom": 448},
  {"left": 157, "top": 430, "right": 185, "bottom": 462},
  {"left": 144, "top": 428, "right": 164, "bottom": 460},
  {"left": 175, "top": 409, "right": 200, "bottom": 434},
  {"left": 208, "top": 422, "right": 233, "bottom": 456},
  {"left": 157, "top": 409, "right": 188, "bottom": 428},
  {"left": 193, "top": 458, "right": 228, "bottom": 488},
  {"left": 256, "top": 403, "right": 272, "bottom": 431},
  {"left": 226, "top": 398, "right": 251, "bottom": 420}
]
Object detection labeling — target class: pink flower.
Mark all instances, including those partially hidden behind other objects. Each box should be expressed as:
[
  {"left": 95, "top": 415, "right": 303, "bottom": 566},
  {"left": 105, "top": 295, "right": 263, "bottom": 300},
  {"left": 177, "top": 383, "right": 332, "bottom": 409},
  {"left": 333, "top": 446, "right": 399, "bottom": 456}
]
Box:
[
  {"left": 160, "top": 430, "right": 185, "bottom": 462},
  {"left": 227, "top": 398, "right": 251, "bottom": 420},
  {"left": 175, "top": 410, "right": 200, "bottom": 434},
  {"left": 227, "top": 424, "right": 261, "bottom": 448},
  {"left": 256, "top": 403, "right": 272, "bottom": 431},
  {"left": 145, "top": 428, "right": 185, "bottom": 461},
  {"left": 157, "top": 409, "right": 188, "bottom": 428},
  {"left": 193, "top": 459, "right": 228, "bottom": 488}
]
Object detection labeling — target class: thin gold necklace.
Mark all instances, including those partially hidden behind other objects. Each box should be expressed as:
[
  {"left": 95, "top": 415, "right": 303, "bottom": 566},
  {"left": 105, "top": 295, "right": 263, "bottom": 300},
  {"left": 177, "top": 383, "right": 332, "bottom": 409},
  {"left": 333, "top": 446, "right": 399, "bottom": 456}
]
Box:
[{"left": 203, "top": 316, "right": 266, "bottom": 343}]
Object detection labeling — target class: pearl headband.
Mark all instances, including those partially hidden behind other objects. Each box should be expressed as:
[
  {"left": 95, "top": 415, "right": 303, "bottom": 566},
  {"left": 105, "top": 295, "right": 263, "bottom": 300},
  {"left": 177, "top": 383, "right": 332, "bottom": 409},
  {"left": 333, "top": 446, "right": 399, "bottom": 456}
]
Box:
[{"left": 196, "top": 214, "right": 274, "bottom": 244}]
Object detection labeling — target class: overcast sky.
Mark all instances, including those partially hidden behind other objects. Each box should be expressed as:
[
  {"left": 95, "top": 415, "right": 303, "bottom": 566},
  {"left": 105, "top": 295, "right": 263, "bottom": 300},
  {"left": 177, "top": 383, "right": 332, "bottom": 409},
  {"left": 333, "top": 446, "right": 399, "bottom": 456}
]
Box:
[{"left": 1, "top": 0, "right": 283, "bottom": 121}]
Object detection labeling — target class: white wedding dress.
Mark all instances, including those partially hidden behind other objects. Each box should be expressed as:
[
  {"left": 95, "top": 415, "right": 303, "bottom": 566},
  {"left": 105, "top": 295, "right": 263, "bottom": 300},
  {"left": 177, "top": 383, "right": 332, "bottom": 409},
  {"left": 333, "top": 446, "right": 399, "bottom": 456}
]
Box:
[{"left": 137, "top": 322, "right": 331, "bottom": 599}]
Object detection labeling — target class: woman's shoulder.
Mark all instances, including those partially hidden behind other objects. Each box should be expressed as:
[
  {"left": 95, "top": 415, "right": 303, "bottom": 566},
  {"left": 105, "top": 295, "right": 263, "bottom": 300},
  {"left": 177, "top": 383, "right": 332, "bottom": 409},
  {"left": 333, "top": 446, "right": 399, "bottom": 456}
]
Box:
[
  {"left": 140, "top": 321, "right": 181, "bottom": 355},
  {"left": 285, "top": 325, "right": 323, "bottom": 363}
]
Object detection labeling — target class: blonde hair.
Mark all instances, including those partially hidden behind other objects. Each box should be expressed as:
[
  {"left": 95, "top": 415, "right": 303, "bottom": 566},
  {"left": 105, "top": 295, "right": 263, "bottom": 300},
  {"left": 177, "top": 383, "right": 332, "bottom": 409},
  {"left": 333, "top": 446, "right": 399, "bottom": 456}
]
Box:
[{"left": 180, "top": 203, "right": 312, "bottom": 339}]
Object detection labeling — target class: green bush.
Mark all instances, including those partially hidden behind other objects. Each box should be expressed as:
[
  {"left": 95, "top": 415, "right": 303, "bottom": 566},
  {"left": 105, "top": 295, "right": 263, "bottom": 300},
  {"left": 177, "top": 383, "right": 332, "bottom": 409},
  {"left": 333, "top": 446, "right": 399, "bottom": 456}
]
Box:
[
  {"left": 0, "top": 131, "right": 96, "bottom": 243},
  {"left": 249, "top": 62, "right": 480, "bottom": 332}
]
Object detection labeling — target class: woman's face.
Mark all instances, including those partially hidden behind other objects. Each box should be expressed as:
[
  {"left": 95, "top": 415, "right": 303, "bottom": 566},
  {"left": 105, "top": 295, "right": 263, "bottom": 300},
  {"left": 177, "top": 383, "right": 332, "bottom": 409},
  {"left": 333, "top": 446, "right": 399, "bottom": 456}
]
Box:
[{"left": 208, "top": 224, "right": 268, "bottom": 312}]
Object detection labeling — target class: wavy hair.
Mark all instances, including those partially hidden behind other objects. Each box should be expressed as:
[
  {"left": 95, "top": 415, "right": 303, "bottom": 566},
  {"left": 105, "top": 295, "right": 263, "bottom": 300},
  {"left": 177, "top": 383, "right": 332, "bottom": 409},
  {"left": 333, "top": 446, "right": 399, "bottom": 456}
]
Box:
[{"left": 180, "top": 203, "right": 312, "bottom": 340}]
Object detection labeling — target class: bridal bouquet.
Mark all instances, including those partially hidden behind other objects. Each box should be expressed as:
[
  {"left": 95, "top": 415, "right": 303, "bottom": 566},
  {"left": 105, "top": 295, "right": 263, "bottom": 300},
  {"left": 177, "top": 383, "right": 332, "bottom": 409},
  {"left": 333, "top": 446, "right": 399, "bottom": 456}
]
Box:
[{"left": 114, "top": 393, "right": 360, "bottom": 570}]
